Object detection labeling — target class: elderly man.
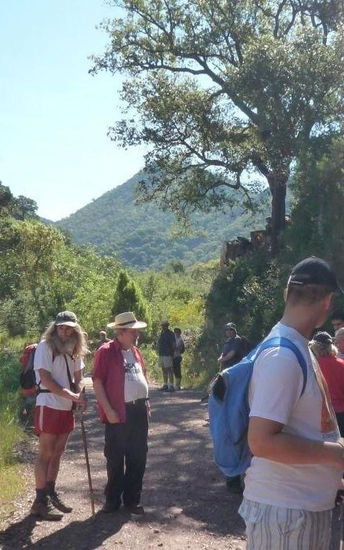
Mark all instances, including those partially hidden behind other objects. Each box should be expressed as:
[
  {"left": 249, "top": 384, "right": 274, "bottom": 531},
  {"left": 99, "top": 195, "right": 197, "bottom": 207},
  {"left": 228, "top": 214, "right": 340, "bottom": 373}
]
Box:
[
  {"left": 93, "top": 311, "right": 149, "bottom": 515},
  {"left": 31, "top": 311, "right": 87, "bottom": 520},
  {"left": 96, "top": 330, "right": 110, "bottom": 350}
]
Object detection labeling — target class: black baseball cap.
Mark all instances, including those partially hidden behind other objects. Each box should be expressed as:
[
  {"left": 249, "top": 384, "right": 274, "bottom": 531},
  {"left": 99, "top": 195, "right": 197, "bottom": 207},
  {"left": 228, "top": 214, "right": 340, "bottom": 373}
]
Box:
[
  {"left": 54, "top": 311, "right": 78, "bottom": 327},
  {"left": 287, "top": 257, "right": 341, "bottom": 292},
  {"left": 312, "top": 331, "right": 333, "bottom": 345},
  {"left": 225, "top": 322, "right": 237, "bottom": 331}
]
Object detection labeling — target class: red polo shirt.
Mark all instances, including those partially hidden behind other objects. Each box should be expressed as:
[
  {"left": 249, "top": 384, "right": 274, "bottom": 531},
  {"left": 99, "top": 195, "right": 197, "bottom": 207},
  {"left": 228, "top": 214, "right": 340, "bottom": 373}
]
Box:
[
  {"left": 318, "top": 355, "right": 344, "bottom": 413},
  {"left": 93, "top": 338, "right": 147, "bottom": 423}
]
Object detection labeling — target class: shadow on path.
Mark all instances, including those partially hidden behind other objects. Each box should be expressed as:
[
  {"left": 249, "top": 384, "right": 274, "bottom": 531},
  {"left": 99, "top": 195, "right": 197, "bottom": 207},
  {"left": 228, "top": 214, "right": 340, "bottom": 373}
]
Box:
[
  {"left": 0, "top": 511, "right": 129, "bottom": 550},
  {"left": 0, "top": 384, "right": 246, "bottom": 548}
]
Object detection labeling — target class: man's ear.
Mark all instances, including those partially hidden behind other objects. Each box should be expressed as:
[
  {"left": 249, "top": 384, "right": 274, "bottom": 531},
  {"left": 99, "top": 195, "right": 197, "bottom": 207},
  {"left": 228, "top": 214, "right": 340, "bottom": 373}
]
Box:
[
  {"left": 323, "top": 293, "right": 333, "bottom": 312},
  {"left": 283, "top": 287, "right": 288, "bottom": 303}
]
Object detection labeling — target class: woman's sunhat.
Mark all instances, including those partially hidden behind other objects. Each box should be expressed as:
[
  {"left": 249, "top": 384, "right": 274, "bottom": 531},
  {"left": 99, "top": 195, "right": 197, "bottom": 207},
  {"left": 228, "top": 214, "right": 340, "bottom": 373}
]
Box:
[{"left": 107, "top": 311, "right": 147, "bottom": 330}]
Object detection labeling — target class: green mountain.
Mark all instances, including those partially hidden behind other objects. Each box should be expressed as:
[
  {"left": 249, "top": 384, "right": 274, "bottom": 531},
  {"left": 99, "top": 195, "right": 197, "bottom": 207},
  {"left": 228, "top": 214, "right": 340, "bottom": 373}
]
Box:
[{"left": 55, "top": 172, "right": 269, "bottom": 270}]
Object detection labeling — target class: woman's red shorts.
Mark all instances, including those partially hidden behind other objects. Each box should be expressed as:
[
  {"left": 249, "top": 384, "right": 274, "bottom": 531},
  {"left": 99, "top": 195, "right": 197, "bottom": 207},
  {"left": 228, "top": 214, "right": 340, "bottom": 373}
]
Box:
[{"left": 34, "top": 405, "right": 75, "bottom": 436}]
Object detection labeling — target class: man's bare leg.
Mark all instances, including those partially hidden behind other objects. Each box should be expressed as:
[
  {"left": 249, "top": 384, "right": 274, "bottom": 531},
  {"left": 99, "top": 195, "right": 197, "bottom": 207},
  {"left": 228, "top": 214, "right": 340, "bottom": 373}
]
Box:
[
  {"left": 34, "top": 433, "right": 58, "bottom": 489},
  {"left": 46, "top": 432, "right": 69, "bottom": 483},
  {"left": 46, "top": 432, "right": 73, "bottom": 513},
  {"left": 31, "top": 433, "right": 63, "bottom": 520}
]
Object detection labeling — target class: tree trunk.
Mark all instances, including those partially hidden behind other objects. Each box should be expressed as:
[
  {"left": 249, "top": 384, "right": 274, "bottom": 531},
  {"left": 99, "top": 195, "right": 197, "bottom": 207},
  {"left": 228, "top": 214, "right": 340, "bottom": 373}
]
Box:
[{"left": 268, "top": 174, "right": 288, "bottom": 257}]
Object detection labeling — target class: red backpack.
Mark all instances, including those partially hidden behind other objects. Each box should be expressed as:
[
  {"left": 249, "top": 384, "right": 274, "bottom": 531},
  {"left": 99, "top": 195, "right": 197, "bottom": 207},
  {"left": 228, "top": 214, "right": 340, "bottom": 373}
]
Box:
[{"left": 19, "top": 344, "right": 38, "bottom": 396}]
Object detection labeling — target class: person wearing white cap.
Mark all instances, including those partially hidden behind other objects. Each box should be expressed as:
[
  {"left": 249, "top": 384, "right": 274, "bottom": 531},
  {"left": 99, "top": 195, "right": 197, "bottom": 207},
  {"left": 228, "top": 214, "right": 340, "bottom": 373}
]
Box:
[{"left": 93, "top": 311, "right": 149, "bottom": 515}]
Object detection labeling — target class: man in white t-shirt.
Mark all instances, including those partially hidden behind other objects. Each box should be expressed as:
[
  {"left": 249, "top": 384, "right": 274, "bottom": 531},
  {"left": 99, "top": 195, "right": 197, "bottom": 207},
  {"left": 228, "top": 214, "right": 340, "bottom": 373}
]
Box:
[
  {"left": 239, "top": 257, "right": 344, "bottom": 550},
  {"left": 30, "top": 311, "right": 87, "bottom": 521}
]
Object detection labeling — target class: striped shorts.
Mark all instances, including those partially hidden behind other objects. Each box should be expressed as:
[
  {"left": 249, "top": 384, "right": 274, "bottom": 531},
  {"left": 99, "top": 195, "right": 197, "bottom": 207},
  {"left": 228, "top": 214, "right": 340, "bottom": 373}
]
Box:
[{"left": 239, "top": 498, "right": 332, "bottom": 550}]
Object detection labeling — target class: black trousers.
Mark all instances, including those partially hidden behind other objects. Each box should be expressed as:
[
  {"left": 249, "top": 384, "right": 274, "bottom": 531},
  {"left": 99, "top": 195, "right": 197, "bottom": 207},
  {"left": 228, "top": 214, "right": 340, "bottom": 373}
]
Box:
[
  {"left": 173, "top": 356, "right": 182, "bottom": 379},
  {"left": 104, "top": 401, "right": 148, "bottom": 507}
]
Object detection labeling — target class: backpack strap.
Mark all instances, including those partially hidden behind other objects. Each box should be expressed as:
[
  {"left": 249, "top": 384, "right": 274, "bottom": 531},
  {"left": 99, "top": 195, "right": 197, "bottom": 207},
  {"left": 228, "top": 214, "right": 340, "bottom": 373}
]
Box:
[
  {"left": 252, "top": 336, "right": 308, "bottom": 396},
  {"left": 64, "top": 355, "right": 73, "bottom": 389}
]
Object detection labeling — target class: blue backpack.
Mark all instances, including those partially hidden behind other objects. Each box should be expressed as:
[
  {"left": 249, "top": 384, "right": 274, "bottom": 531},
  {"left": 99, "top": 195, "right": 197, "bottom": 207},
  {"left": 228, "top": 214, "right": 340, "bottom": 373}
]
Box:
[{"left": 208, "top": 337, "right": 308, "bottom": 477}]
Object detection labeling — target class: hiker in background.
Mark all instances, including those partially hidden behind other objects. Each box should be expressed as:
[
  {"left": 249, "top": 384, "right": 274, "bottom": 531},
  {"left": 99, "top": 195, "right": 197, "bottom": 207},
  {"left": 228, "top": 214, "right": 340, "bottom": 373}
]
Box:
[
  {"left": 335, "top": 328, "right": 344, "bottom": 359},
  {"left": 310, "top": 331, "right": 344, "bottom": 436},
  {"left": 331, "top": 310, "right": 344, "bottom": 333},
  {"left": 31, "top": 311, "right": 87, "bottom": 521},
  {"left": 218, "top": 323, "right": 243, "bottom": 368},
  {"left": 217, "top": 322, "right": 245, "bottom": 493},
  {"left": 240, "top": 257, "right": 344, "bottom": 550},
  {"left": 157, "top": 320, "right": 176, "bottom": 392},
  {"left": 96, "top": 330, "right": 110, "bottom": 350},
  {"left": 173, "top": 328, "right": 185, "bottom": 391},
  {"left": 93, "top": 311, "right": 149, "bottom": 515}
]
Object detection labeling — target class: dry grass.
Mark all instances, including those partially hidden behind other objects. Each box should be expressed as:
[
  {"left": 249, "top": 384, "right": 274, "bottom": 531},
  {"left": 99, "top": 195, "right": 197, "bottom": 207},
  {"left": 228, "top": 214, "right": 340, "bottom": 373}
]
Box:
[{"left": 0, "top": 463, "right": 25, "bottom": 522}]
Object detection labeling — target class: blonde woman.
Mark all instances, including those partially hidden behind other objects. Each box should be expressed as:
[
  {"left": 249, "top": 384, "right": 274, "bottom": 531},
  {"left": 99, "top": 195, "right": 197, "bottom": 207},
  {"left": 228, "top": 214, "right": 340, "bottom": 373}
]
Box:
[{"left": 310, "top": 331, "right": 344, "bottom": 435}]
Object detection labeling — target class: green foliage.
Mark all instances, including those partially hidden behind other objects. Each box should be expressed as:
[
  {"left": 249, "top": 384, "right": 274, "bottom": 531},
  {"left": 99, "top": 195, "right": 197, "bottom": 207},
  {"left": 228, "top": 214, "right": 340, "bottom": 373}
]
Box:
[
  {"left": 56, "top": 173, "right": 269, "bottom": 269},
  {"left": 0, "top": 349, "right": 26, "bottom": 515},
  {"left": 0, "top": 351, "right": 23, "bottom": 469},
  {"left": 206, "top": 253, "right": 285, "bottom": 343},
  {"left": 92, "top": 0, "right": 344, "bottom": 249},
  {"left": 201, "top": 138, "right": 344, "bottom": 384},
  {"left": 111, "top": 270, "right": 151, "bottom": 329},
  {"left": 0, "top": 182, "right": 37, "bottom": 220},
  {"left": 285, "top": 138, "right": 344, "bottom": 276},
  {"left": 137, "top": 259, "right": 216, "bottom": 335}
]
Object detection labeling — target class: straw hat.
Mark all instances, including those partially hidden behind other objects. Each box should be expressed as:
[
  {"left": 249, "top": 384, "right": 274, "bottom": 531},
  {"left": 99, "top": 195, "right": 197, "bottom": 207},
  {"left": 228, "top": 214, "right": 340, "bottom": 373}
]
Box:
[{"left": 107, "top": 311, "right": 147, "bottom": 330}]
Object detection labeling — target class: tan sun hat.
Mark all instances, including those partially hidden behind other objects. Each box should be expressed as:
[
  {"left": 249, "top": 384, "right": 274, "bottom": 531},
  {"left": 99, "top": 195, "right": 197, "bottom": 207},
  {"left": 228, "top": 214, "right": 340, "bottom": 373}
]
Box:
[{"left": 107, "top": 311, "right": 147, "bottom": 330}]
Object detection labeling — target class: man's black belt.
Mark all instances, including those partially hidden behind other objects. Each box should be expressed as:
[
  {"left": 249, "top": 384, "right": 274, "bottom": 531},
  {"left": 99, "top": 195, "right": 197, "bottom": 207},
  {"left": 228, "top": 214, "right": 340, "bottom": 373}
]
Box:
[{"left": 125, "top": 398, "right": 149, "bottom": 406}]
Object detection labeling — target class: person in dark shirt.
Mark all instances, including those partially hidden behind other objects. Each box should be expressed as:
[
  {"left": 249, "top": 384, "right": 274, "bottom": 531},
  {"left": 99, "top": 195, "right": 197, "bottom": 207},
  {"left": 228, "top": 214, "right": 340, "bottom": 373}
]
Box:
[
  {"left": 96, "top": 330, "right": 110, "bottom": 350},
  {"left": 157, "top": 321, "right": 176, "bottom": 392},
  {"left": 217, "top": 322, "right": 244, "bottom": 494},
  {"left": 218, "top": 323, "right": 243, "bottom": 368}
]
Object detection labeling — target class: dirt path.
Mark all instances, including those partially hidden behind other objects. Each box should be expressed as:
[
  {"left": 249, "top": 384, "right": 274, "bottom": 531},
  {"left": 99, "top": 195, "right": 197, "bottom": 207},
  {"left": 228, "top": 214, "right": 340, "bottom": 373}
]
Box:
[{"left": 0, "top": 381, "right": 246, "bottom": 550}]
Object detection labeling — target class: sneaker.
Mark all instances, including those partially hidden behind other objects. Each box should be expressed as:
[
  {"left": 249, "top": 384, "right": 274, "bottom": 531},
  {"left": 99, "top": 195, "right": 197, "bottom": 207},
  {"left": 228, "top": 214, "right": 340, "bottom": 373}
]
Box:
[
  {"left": 50, "top": 492, "right": 73, "bottom": 513},
  {"left": 30, "top": 499, "right": 63, "bottom": 521},
  {"left": 124, "top": 504, "right": 145, "bottom": 515},
  {"left": 159, "top": 384, "right": 168, "bottom": 391}
]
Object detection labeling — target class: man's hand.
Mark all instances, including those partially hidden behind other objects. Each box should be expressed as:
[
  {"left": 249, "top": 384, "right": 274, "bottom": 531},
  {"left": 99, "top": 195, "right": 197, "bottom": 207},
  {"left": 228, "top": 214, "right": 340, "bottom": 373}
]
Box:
[{"left": 106, "top": 409, "right": 120, "bottom": 424}]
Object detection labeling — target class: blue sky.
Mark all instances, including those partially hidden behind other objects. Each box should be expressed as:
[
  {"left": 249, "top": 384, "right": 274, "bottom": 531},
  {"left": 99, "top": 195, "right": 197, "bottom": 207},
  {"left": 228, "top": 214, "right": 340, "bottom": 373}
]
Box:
[{"left": 0, "top": 1, "right": 145, "bottom": 221}]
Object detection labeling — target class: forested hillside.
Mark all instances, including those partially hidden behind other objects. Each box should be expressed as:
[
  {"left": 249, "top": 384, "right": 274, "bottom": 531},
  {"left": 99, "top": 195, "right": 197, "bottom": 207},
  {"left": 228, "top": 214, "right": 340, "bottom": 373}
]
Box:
[{"left": 55, "top": 172, "right": 269, "bottom": 269}]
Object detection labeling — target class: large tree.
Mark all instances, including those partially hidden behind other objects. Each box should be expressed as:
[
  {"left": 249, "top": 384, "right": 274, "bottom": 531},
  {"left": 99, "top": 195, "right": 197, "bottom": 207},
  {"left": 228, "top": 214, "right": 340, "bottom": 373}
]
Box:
[{"left": 92, "top": 0, "right": 343, "bottom": 254}]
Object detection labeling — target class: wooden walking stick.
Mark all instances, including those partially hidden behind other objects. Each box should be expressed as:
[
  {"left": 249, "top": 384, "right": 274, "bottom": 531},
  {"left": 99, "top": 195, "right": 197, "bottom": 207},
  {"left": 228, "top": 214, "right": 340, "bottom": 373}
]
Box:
[{"left": 79, "top": 388, "right": 95, "bottom": 519}]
